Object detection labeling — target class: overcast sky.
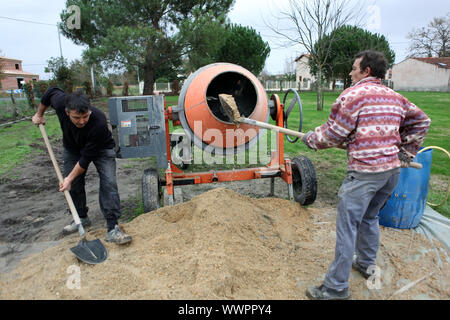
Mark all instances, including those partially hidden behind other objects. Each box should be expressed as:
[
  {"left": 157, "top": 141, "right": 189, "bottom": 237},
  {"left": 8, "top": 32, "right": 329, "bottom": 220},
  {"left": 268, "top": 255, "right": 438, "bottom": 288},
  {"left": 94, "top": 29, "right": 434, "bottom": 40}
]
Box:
[{"left": 0, "top": 0, "right": 448, "bottom": 80}]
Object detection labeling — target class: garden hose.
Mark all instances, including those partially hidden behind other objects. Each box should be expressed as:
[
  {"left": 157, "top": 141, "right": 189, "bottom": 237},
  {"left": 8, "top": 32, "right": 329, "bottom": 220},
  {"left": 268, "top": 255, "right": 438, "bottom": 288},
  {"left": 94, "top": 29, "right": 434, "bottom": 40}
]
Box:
[
  {"left": 418, "top": 146, "right": 450, "bottom": 207},
  {"left": 282, "top": 89, "right": 303, "bottom": 143}
]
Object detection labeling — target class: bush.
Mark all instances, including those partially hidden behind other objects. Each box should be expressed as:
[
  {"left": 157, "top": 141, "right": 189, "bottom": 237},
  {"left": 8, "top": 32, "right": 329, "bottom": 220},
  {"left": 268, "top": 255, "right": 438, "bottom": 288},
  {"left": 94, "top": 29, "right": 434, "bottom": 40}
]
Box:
[
  {"left": 83, "top": 81, "right": 93, "bottom": 98},
  {"left": 122, "top": 80, "right": 129, "bottom": 96},
  {"left": 64, "top": 79, "right": 73, "bottom": 93},
  {"left": 22, "top": 82, "right": 36, "bottom": 108},
  {"left": 34, "top": 81, "right": 49, "bottom": 98},
  {"left": 171, "top": 79, "right": 181, "bottom": 95},
  {"left": 107, "top": 80, "right": 113, "bottom": 96}
]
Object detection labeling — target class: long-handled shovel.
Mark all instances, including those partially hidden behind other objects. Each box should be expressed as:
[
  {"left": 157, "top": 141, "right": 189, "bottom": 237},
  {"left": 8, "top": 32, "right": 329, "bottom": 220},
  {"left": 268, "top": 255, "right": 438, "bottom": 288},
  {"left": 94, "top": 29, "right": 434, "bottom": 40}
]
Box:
[
  {"left": 218, "top": 94, "right": 423, "bottom": 170},
  {"left": 39, "top": 124, "right": 108, "bottom": 264}
]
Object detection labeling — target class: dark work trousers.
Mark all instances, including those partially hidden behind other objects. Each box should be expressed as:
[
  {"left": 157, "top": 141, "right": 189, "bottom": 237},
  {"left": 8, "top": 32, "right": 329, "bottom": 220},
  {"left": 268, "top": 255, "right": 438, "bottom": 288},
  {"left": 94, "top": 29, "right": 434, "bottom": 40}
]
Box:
[
  {"left": 323, "top": 168, "right": 400, "bottom": 291},
  {"left": 63, "top": 148, "right": 121, "bottom": 231}
]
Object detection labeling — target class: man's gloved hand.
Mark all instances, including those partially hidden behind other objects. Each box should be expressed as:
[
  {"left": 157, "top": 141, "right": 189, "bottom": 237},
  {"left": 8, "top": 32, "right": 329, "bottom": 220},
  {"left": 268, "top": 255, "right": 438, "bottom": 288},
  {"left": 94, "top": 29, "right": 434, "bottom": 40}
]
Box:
[
  {"left": 301, "top": 131, "right": 314, "bottom": 149},
  {"left": 398, "top": 151, "right": 412, "bottom": 168}
]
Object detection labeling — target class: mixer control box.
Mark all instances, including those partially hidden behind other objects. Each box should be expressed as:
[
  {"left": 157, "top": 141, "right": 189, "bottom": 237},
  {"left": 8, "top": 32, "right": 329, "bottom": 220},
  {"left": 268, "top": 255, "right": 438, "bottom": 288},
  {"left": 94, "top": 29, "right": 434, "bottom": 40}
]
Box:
[{"left": 108, "top": 96, "right": 167, "bottom": 168}]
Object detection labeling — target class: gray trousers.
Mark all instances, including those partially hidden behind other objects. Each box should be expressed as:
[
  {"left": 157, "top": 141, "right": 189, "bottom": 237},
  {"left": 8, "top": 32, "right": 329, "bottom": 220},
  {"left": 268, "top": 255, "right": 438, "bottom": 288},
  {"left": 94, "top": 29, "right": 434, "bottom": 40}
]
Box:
[
  {"left": 63, "top": 148, "right": 121, "bottom": 230},
  {"left": 323, "top": 168, "right": 400, "bottom": 290}
]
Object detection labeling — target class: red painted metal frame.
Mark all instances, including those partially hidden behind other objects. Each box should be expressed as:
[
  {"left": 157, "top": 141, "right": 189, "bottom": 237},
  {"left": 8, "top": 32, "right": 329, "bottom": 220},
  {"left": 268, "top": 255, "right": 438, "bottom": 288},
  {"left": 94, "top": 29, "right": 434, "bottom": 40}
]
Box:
[{"left": 163, "top": 94, "right": 293, "bottom": 197}]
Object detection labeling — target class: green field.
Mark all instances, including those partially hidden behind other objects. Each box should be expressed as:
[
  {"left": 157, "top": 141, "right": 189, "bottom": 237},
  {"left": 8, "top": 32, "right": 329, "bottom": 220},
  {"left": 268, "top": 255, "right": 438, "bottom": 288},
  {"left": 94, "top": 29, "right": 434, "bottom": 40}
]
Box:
[{"left": 0, "top": 90, "right": 448, "bottom": 218}]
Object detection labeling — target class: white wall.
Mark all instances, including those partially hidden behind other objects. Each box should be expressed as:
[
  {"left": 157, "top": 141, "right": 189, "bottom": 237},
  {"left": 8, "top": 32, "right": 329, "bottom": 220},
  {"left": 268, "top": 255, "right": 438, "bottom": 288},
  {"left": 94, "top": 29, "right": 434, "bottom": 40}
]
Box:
[{"left": 392, "top": 59, "right": 450, "bottom": 92}]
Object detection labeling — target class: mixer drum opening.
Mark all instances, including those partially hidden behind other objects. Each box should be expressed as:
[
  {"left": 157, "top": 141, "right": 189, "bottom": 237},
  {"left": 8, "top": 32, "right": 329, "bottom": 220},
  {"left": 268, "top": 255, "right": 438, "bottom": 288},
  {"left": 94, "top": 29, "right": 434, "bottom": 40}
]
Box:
[
  {"left": 206, "top": 72, "right": 257, "bottom": 122},
  {"left": 177, "top": 63, "right": 269, "bottom": 155}
]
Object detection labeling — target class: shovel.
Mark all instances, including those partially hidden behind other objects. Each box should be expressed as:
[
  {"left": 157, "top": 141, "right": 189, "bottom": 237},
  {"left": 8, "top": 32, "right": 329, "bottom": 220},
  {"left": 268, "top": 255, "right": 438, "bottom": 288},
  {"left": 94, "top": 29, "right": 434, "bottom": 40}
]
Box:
[
  {"left": 38, "top": 124, "right": 108, "bottom": 264},
  {"left": 218, "top": 94, "right": 423, "bottom": 170}
]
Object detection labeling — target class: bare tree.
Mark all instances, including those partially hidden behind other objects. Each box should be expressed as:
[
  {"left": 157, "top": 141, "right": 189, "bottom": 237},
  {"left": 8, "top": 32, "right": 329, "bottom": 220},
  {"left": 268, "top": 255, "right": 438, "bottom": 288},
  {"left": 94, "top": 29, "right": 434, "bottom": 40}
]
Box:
[
  {"left": 407, "top": 13, "right": 450, "bottom": 58},
  {"left": 266, "top": 0, "right": 365, "bottom": 110}
]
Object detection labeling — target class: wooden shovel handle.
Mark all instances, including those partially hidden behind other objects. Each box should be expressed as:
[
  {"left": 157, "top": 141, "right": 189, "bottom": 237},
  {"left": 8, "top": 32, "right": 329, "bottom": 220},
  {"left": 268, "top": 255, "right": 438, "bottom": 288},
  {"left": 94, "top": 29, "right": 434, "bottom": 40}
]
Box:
[
  {"left": 409, "top": 162, "right": 422, "bottom": 169},
  {"left": 239, "top": 117, "right": 305, "bottom": 139},
  {"left": 39, "top": 124, "right": 82, "bottom": 226}
]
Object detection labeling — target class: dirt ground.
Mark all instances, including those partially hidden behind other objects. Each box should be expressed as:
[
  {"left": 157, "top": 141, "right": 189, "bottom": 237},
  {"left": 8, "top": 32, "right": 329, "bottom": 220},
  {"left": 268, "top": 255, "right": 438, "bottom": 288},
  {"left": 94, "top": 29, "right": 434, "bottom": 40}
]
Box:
[{"left": 0, "top": 102, "right": 448, "bottom": 300}]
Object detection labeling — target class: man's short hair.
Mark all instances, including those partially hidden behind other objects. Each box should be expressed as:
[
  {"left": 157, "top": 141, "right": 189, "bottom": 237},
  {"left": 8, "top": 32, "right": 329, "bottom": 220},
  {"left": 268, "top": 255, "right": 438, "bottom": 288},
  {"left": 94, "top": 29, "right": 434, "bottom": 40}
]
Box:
[
  {"left": 354, "top": 50, "right": 388, "bottom": 79},
  {"left": 65, "top": 90, "right": 91, "bottom": 113}
]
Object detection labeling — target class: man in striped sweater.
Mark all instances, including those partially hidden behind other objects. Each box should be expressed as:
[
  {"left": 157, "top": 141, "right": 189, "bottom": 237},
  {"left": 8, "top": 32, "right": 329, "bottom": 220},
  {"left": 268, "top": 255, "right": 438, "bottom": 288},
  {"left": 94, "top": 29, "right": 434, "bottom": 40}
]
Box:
[{"left": 303, "top": 51, "right": 431, "bottom": 300}]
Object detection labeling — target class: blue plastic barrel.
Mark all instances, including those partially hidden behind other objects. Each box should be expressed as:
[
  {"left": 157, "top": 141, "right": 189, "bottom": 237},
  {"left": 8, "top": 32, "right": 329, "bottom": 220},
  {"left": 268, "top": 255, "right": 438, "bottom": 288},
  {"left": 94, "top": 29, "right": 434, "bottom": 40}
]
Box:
[{"left": 379, "top": 148, "right": 433, "bottom": 229}]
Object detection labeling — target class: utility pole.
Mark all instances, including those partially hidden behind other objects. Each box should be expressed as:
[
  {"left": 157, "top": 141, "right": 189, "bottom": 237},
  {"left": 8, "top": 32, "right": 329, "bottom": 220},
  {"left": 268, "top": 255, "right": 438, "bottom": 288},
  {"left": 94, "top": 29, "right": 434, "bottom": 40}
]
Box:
[
  {"left": 57, "top": 24, "right": 64, "bottom": 59},
  {"left": 91, "top": 65, "right": 96, "bottom": 93}
]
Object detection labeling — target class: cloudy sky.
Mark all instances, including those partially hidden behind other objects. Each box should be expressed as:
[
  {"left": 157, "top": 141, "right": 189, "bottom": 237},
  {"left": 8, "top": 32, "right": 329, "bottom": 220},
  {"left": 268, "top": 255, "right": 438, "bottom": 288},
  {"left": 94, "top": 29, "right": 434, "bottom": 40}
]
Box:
[{"left": 0, "top": 0, "right": 448, "bottom": 80}]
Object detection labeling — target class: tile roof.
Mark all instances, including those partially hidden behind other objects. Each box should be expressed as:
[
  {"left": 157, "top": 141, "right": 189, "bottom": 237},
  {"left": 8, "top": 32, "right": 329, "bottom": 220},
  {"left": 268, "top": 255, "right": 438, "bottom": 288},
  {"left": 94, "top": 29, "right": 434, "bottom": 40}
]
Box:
[{"left": 413, "top": 57, "right": 450, "bottom": 69}]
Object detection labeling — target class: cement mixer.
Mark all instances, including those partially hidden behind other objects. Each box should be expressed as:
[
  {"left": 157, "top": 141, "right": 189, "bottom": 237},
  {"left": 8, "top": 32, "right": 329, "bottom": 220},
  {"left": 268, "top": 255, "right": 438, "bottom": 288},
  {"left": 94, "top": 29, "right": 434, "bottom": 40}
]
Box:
[{"left": 108, "top": 63, "right": 317, "bottom": 212}]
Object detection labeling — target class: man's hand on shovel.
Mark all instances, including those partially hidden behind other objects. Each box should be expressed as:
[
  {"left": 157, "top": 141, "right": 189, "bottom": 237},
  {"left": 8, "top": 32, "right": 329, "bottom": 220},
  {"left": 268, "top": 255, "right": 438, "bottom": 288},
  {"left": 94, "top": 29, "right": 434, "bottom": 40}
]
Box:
[{"left": 59, "top": 177, "right": 72, "bottom": 192}]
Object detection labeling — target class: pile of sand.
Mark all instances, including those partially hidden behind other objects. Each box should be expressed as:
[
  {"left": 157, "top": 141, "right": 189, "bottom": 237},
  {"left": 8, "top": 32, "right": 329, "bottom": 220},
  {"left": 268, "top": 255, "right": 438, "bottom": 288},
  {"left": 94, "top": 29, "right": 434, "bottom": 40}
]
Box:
[{"left": 0, "top": 188, "right": 448, "bottom": 300}]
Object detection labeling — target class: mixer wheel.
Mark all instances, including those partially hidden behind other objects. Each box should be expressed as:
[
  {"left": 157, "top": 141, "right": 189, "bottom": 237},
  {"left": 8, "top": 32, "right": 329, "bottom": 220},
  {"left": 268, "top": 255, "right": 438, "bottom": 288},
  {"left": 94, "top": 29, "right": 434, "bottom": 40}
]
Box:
[
  {"left": 142, "top": 168, "right": 162, "bottom": 213},
  {"left": 291, "top": 155, "right": 317, "bottom": 205}
]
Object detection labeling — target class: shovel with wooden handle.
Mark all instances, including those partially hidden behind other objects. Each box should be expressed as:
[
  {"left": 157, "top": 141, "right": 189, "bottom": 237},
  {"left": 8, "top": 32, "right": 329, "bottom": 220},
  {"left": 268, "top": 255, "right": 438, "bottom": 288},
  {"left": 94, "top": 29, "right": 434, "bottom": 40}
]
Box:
[
  {"left": 38, "top": 124, "right": 108, "bottom": 264},
  {"left": 218, "top": 94, "right": 423, "bottom": 170}
]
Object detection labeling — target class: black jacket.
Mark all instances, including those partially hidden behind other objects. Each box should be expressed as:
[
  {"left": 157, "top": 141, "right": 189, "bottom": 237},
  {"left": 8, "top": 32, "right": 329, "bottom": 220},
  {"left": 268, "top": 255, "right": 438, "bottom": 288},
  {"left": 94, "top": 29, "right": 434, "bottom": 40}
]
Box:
[{"left": 41, "top": 86, "right": 115, "bottom": 169}]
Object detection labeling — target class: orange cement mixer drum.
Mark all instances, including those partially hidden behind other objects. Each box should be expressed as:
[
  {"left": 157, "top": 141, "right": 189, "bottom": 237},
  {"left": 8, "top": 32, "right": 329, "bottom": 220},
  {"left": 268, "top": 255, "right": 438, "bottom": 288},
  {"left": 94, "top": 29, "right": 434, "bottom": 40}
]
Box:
[{"left": 176, "top": 63, "right": 269, "bottom": 155}]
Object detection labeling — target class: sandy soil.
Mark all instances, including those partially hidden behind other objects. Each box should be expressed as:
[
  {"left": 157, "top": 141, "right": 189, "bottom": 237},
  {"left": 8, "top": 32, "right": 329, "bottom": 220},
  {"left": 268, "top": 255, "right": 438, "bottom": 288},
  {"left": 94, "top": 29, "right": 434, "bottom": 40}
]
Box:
[{"left": 0, "top": 187, "right": 448, "bottom": 300}]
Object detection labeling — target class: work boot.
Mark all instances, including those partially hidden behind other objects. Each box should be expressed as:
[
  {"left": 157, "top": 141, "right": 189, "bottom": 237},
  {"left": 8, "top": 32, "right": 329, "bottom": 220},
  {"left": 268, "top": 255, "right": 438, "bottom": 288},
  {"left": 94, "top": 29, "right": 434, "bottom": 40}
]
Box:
[
  {"left": 306, "top": 284, "right": 351, "bottom": 300},
  {"left": 105, "top": 225, "right": 132, "bottom": 244},
  {"left": 62, "top": 217, "right": 91, "bottom": 235},
  {"left": 352, "top": 261, "right": 372, "bottom": 279}
]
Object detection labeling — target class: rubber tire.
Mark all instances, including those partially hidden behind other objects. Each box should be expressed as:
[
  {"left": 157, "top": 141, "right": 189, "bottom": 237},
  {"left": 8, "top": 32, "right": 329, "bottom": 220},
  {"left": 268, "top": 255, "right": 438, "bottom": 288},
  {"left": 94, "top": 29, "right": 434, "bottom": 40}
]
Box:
[
  {"left": 291, "top": 155, "right": 317, "bottom": 205},
  {"left": 142, "top": 168, "right": 162, "bottom": 213}
]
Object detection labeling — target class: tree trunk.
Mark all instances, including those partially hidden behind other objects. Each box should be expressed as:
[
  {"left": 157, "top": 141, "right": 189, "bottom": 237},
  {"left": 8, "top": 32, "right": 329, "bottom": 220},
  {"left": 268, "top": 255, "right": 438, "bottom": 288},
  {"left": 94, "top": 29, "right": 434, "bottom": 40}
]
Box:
[
  {"left": 143, "top": 66, "right": 155, "bottom": 95},
  {"left": 316, "top": 68, "right": 324, "bottom": 111}
]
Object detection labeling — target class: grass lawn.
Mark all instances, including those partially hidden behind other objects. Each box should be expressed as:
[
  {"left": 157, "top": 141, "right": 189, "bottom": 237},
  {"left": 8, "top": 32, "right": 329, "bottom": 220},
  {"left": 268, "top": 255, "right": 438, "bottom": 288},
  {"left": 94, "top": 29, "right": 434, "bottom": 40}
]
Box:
[{"left": 1, "top": 90, "right": 448, "bottom": 218}]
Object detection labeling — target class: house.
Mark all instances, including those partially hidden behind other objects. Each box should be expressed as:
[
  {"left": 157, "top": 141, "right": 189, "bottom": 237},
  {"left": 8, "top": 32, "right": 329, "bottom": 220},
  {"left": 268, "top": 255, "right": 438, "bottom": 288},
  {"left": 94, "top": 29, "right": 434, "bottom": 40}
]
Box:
[
  {"left": 295, "top": 54, "right": 333, "bottom": 90},
  {"left": 0, "top": 56, "right": 39, "bottom": 90},
  {"left": 392, "top": 57, "right": 450, "bottom": 92}
]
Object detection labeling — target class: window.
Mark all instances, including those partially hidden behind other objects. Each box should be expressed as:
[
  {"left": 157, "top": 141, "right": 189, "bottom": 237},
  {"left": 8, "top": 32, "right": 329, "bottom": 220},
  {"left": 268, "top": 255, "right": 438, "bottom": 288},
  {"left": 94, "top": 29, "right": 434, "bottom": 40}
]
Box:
[{"left": 15, "top": 63, "right": 19, "bottom": 70}]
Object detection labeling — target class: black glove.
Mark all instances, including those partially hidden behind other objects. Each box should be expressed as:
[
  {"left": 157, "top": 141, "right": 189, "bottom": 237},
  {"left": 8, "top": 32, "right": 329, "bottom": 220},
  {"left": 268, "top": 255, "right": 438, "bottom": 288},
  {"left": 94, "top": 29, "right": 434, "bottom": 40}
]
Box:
[
  {"left": 398, "top": 151, "right": 412, "bottom": 168},
  {"left": 301, "top": 131, "right": 314, "bottom": 149}
]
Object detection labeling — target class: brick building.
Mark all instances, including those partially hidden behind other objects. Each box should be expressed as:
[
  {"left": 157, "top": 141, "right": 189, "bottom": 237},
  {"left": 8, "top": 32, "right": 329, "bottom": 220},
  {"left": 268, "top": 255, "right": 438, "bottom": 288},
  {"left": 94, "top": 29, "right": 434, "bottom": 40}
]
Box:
[{"left": 0, "top": 56, "right": 39, "bottom": 90}]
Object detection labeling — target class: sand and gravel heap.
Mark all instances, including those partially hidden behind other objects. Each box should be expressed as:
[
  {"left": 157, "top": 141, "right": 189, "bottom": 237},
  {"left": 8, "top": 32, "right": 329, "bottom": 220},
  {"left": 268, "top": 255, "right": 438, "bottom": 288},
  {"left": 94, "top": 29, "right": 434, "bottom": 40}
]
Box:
[{"left": 0, "top": 188, "right": 448, "bottom": 300}]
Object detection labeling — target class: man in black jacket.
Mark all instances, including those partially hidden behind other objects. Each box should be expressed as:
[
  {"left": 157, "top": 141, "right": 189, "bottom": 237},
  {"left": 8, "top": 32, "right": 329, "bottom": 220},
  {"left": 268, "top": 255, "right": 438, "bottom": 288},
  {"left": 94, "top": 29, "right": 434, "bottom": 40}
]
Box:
[{"left": 32, "top": 87, "right": 131, "bottom": 244}]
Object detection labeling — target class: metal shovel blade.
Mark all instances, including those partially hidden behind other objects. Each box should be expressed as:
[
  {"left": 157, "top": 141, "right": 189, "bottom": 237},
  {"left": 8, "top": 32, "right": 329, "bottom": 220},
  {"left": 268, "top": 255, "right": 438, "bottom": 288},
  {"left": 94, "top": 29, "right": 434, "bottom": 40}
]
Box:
[{"left": 70, "top": 238, "right": 108, "bottom": 264}]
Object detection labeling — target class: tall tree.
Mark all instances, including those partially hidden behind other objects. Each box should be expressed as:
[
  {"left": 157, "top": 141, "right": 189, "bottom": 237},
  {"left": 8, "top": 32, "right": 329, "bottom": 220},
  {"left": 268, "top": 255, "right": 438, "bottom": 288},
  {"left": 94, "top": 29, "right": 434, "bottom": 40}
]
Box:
[
  {"left": 267, "top": 0, "right": 364, "bottom": 110},
  {"left": 45, "top": 57, "right": 73, "bottom": 89},
  {"left": 180, "top": 17, "right": 271, "bottom": 76},
  {"left": 178, "top": 10, "right": 229, "bottom": 73},
  {"left": 310, "top": 25, "right": 395, "bottom": 89},
  {"left": 407, "top": 13, "right": 450, "bottom": 58},
  {"left": 69, "top": 57, "right": 105, "bottom": 87},
  {"left": 216, "top": 24, "right": 270, "bottom": 76},
  {"left": 59, "top": 0, "right": 235, "bottom": 94}
]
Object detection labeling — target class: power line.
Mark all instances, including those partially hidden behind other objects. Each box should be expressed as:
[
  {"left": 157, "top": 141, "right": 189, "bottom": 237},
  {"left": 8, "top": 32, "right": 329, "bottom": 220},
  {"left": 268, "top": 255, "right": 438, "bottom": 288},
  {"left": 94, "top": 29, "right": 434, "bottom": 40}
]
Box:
[
  {"left": 0, "top": 15, "right": 56, "bottom": 26},
  {"left": 0, "top": 15, "right": 64, "bottom": 59}
]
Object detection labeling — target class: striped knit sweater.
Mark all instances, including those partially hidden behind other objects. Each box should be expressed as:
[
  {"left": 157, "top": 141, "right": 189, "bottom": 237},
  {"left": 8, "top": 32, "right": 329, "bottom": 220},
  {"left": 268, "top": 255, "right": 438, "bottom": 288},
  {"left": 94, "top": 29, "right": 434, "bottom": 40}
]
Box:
[{"left": 304, "top": 77, "right": 431, "bottom": 173}]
